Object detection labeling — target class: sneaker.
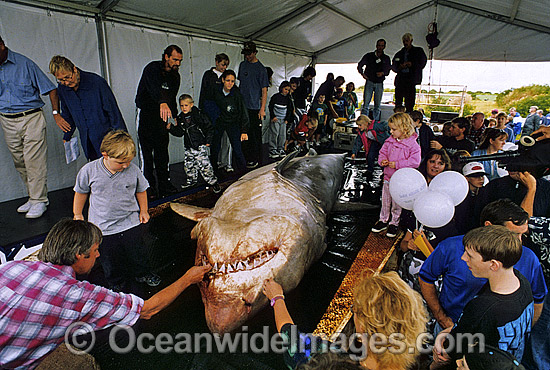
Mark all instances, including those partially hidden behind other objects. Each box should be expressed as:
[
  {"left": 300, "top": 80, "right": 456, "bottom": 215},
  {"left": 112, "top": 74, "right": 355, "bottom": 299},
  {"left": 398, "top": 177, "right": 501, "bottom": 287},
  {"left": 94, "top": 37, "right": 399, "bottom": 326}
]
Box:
[
  {"left": 278, "top": 150, "right": 287, "bottom": 158},
  {"left": 211, "top": 183, "right": 222, "bottom": 194},
  {"left": 136, "top": 273, "right": 161, "bottom": 287},
  {"left": 371, "top": 220, "right": 388, "bottom": 233},
  {"left": 110, "top": 282, "right": 127, "bottom": 293},
  {"left": 268, "top": 153, "right": 279, "bottom": 159},
  {"left": 225, "top": 166, "right": 234, "bottom": 173},
  {"left": 181, "top": 181, "right": 195, "bottom": 189},
  {"left": 386, "top": 224, "right": 398, "bottom": 238},
  {"left": 17, "top": 201, "right": 33, "bottom": 213},
  {"left": 25, "top": 202, "right": 47, "bottom": 219},
  {"left": 246, "top": 161, "right": 259, "bottom": 169}
]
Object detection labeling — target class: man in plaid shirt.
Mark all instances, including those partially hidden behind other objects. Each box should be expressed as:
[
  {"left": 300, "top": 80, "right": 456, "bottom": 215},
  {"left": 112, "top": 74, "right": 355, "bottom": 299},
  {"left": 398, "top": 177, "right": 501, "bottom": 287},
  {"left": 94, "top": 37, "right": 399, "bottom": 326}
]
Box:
[{"left": 0, "top": 219, "right": 211, "bottom": 369}]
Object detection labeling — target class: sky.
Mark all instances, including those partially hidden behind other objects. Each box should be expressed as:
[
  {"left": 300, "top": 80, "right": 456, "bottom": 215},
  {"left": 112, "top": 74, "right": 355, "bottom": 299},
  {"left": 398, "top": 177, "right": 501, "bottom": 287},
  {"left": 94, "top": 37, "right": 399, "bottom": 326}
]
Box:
[{"left": 315, "top": 61, "right": 550, "bottom": 94}]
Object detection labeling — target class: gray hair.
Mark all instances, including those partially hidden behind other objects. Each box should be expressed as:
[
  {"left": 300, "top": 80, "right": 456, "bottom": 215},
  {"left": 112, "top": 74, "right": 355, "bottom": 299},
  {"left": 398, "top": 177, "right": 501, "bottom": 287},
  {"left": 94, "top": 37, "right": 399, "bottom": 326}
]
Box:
[{"left": 38, "top": 219, "right": 102, "bottom": 265}]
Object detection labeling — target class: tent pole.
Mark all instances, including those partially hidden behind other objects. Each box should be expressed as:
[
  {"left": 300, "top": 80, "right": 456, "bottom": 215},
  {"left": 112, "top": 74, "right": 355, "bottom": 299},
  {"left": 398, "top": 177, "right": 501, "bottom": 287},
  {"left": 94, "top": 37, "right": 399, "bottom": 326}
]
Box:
[{"left": 94, "top": 15, "right": 111, "bottom": 84}]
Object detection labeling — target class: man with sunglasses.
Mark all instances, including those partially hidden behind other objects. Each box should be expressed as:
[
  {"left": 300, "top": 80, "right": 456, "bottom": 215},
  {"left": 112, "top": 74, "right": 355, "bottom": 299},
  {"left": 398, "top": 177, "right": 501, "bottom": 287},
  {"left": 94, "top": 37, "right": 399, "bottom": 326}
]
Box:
[
  {"left": 0, "top": 35, "right": 60, "bottom": 218},
  {"left": 49, "top": 55, "right": 126, "bottom": 161}
]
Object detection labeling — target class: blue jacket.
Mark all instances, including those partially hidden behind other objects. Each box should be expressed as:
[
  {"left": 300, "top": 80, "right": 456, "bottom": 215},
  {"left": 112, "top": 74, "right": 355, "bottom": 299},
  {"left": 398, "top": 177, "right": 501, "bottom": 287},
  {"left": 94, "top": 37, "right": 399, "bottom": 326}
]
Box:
[{"left": 59, "top": 69, "right": 126, "bottom": 159}]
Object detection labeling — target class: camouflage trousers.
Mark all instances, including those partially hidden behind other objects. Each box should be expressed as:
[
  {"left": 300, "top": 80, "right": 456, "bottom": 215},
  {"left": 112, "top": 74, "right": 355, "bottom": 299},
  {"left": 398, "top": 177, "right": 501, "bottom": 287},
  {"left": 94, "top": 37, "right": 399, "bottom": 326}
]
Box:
[{"left": 184, "top": 145, "right": 217, "bottom": 186}]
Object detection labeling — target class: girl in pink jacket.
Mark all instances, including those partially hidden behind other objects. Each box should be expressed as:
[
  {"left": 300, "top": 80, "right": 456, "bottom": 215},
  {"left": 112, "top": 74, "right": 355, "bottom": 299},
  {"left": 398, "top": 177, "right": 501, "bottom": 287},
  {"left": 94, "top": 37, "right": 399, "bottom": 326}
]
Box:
[{"left": 372, "top": 112, "right": 421, "bottom": 238}]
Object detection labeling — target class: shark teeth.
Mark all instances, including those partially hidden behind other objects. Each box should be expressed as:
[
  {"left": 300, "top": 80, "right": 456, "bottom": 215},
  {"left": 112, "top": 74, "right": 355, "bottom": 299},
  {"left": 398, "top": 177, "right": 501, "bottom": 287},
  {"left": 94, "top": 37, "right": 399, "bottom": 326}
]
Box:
[{"left": 202, "top": 248, "right": 279, "bottom": 276}]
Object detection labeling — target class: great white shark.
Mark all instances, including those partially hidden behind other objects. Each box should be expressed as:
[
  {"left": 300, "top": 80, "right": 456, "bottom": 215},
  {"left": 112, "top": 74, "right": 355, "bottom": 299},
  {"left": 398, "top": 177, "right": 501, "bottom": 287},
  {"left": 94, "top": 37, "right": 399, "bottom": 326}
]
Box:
[{"left": 170, "top": 151, "right": 345, "bottom": 333}]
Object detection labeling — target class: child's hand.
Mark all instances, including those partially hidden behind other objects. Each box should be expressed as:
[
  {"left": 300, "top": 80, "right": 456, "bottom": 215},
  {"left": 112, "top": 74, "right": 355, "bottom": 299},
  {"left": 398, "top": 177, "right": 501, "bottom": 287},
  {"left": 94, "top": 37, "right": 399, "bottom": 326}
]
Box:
[
  {"left": 430, "top": 140, "right": 442, "bottom": 149},
  {"left": 380, "top": 159, "right": 389, "bottom": 167},
  {"left": 74, "top": 214, "right": 84, "bottom": 221},
  {"left": 271, "top": 118, "right": 278, "bottom": 123},
  {"left": 241, "top": 133, "right": 248, "bottom": 141},
  {"left": 351, "top": 154, "right": 356, "bottom": 159},
  {"left": 166, "top": 123, "right": 171, "bottom": 130},
  {"left": 140, "top": 210, "right": 150, "bottom": 224},
  {"left": 407, "top": 238, "right": 420, "bottom": 251},
  {"left": 388, "top": 161, "right": 396, "bottom": 169}
]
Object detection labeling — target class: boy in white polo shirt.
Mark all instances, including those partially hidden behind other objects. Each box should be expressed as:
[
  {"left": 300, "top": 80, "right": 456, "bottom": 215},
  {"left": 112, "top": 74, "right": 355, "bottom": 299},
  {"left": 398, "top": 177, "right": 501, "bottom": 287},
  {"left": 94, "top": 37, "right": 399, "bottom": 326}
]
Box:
[{"left": 73, "top": 130, "right": 160, "bottom": 291}]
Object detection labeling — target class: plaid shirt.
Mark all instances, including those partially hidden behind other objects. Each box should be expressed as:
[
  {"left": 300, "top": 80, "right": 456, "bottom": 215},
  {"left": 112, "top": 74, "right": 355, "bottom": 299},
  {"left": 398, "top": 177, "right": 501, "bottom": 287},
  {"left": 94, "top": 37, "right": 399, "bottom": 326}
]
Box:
[
  {"left": 466, "top": 124, "right": 486, "bottom": 150},
  {"left": 0, "top": 261, "right": 144, "bottom": 369}
]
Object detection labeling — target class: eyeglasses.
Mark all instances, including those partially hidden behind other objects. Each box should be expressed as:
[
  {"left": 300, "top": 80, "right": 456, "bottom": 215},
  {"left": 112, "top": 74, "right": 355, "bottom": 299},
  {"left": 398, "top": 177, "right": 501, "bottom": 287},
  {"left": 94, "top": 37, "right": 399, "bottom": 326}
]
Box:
[{"left": 56, "top": 71, "right": 74, "bottom": 83}]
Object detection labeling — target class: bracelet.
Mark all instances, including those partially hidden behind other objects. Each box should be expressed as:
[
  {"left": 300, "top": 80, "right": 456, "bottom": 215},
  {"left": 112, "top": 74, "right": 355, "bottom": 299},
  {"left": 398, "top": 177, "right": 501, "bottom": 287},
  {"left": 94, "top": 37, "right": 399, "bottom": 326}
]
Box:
[{"left": 270, "top": 295, "right": 285, "bottom": 307}]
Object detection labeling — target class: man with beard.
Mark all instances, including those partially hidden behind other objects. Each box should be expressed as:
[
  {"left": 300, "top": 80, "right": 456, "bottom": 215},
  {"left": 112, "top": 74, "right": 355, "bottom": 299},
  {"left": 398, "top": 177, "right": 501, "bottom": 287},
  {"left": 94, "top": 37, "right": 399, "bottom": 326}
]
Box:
[{"left": 136, "top": 45, "right": 182, "bottom": 198}]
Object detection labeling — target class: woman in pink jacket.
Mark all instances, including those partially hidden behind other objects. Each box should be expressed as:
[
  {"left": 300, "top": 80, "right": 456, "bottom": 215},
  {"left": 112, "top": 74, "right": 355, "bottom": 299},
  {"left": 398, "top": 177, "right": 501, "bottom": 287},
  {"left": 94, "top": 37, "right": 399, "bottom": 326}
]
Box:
[{"left": 372, "top": 112, "right": 421, "bottom": 238}]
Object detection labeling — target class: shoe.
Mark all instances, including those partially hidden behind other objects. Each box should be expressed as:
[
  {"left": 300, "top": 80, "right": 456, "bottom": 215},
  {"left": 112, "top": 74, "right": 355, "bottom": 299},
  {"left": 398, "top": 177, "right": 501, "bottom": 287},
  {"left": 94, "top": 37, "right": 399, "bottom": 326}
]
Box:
[
  {"left": 386, "top": 224, "right": 398, "bottom": 238},
  {"left": 181, "top": 182, "right": 194, "bottom": 189},
  {"left": 246, "top": 161, "right": 259, "bottom": 169},
  {"left": 110, "top": 282, "right": 127, "bottom": 293},
  {"left": 136, "top": 273, "right": 161, "bottom": 287},
  {"left": 371, "top": 220, "right": 388, "bottom": 233},
  {"left": 17, "top": 201, "right": 33, "bottom": 213},
  {"left": 211, "top": 183, "right": 222, "bottom": 194},
  {"left": 225, "top": 166, "right": 234, "bottom": 173},
  {"left": 25, "top": 202, "right": 47, "bottom": 219},
  {"left": 268, "top": 153, "right": 279, "bottom": 159},
  {"left": 278, "top": 150, "right": 287, "bottom": 158}
]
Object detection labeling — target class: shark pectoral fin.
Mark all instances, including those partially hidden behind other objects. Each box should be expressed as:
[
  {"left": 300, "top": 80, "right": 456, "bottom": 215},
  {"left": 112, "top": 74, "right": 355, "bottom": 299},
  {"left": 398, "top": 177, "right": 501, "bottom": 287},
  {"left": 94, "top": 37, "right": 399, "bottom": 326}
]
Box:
[{"left": 170, "top": 202, "right": 213, "bottom": 222}]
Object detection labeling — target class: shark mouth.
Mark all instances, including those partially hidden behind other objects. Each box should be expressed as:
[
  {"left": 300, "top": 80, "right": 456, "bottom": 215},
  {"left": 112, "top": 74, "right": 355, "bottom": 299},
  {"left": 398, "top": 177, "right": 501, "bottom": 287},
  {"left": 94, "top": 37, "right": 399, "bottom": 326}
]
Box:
[{"left": 200, "top": 248, "right": 279, "bottom": 277}]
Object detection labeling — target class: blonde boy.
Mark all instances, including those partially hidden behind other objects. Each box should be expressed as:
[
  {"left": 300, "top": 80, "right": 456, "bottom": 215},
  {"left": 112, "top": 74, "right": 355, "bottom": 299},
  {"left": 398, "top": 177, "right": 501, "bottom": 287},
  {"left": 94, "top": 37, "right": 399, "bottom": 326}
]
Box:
[{"left": 73, "top": 130, "right": 160, "bottom": 291}]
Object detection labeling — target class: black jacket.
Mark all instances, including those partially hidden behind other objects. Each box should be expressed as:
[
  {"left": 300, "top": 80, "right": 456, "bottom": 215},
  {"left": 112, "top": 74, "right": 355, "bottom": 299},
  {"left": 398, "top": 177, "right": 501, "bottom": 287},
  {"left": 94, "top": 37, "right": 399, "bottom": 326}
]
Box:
[
  {"left": 198, "top": 68, "right": 222, "bottom": 110},
  {"left": 169, "top": 106, "right": 214, "bottom": 150},
  {"left": 213, "top": 85, "right": 249, "bottom": 134},
  {"left": 391, "top": 45, "right": 427, "bottom": 85},
  {"left": 135, "top": 60, "right": 180, "bottom": 116}
]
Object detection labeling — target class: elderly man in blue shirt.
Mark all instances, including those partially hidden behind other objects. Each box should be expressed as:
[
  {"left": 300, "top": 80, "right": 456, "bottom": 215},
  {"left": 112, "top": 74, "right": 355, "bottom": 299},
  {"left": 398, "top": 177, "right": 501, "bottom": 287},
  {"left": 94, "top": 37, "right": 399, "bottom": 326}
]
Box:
[
  {"left": 48, "top": 55, "right": 126, "bottom": 160},
  {"left": 0, "top": 35, "right": 60, "bottom": 218}
]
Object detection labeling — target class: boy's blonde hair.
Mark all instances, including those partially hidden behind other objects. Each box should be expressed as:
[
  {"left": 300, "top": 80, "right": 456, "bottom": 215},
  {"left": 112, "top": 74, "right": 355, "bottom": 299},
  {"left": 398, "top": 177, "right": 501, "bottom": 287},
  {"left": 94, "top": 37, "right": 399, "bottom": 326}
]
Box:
[
  {"left": 307, "top": 116, "right": 319, "bottom": 128},
  {"left": 388, "top": 112, "right": 415, "bottom": 138},
  {"left": 100, "top": 130, "right": 136, "bottom": 160},
  {"left": 356, "top": 115, "right": 371, "bottom": 127},
  {"left": 49, "top": 55, "right": 74, "bottom": 76}
]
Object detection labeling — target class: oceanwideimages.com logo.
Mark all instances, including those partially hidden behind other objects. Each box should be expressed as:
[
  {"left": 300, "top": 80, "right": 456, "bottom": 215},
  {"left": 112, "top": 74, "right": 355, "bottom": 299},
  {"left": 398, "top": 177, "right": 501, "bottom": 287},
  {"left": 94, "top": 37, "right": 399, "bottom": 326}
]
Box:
[{"left": 64, "top": 322, "right": 484, "bottom": 360}]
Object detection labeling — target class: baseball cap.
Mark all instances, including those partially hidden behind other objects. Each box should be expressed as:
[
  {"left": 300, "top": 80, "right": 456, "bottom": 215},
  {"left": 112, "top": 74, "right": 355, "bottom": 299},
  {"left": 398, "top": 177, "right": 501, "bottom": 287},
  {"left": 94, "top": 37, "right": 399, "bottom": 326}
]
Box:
[
  {"left": 491, "top": 109, "right": 499, "bottom": 114},
  {"left": 241, "top": 41, "right": 257, "bottom": 54},
  {"left": 462, "top": 162, "right": 487, "bottom": 177}
]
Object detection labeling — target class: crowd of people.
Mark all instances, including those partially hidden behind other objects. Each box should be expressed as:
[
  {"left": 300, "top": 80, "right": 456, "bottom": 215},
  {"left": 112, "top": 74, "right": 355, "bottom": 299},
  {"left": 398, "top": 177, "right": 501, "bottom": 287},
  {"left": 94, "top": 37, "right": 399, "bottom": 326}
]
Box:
[{"left": 1, "top": 30, "right": 550, "bottom": 370}]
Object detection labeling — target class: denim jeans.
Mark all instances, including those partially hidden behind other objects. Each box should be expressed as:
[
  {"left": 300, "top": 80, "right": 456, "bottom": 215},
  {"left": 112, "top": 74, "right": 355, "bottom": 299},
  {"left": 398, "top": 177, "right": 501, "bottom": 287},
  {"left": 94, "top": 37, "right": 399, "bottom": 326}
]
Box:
[{"left": 362, "top": 80, "right": 384, "bottom": 120}]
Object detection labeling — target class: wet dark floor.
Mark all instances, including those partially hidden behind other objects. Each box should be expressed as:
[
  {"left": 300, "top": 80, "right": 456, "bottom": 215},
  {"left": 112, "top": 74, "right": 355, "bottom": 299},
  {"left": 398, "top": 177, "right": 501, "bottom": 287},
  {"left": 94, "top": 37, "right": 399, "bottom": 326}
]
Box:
[{"left": 84, "top": 157, "right": 382, "bottom": 370}]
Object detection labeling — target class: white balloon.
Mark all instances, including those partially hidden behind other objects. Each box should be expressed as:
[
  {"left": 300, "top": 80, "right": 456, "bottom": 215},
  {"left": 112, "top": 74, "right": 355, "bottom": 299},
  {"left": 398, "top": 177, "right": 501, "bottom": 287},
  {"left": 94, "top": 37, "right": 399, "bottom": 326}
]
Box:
[
  {"left": 428, "top": 171, "right": 469, "bottom": 206},
  {"left": 389, "top": 168, "right": 428, "bottom": 210},
  {"left": 413, "top": 190, "right": 455, "bottom": 228}
]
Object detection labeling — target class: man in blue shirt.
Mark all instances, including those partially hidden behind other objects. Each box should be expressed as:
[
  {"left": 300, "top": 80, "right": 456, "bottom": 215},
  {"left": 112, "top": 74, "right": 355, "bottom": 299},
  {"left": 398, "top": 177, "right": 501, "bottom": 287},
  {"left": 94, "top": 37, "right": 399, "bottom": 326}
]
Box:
[
  {"left": 419, "top": 199, "right": 547, "bottom": 334},
  {"left": 0, "top": 35, "right": 60, "bottom": 218},
  {"left": 48, "top": 56, "right": 126, "bottom": 161},
  {"left": 238, "top": 41, "right": 268, "bottom": 169}
]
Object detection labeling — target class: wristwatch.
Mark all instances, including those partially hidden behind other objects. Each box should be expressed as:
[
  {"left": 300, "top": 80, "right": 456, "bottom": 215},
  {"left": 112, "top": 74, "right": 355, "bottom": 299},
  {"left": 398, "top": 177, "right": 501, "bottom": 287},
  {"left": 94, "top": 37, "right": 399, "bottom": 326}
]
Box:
[{"left": 52, "top": 110, "right": 59, "bottom": 115}]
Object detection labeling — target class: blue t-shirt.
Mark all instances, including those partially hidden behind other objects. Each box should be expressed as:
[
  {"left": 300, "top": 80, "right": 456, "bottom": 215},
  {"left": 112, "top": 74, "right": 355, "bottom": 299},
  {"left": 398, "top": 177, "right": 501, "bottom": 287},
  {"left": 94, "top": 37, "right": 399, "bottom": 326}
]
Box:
[
  {"left": 419, "top": 235, "right": 547, "bottom": 322},
  {"left": 0, "top": 49, "right": 56, "bottom": 113},
  {"left": 237, "top": 60, "right": 269, "bottom": 110}
]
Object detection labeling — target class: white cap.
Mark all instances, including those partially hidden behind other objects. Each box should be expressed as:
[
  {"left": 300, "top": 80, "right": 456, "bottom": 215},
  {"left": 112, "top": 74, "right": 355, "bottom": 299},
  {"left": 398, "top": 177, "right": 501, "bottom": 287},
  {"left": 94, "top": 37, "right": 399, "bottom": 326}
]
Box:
[{"left": 462, "top": 162, "right": 487, "bottom": 177}]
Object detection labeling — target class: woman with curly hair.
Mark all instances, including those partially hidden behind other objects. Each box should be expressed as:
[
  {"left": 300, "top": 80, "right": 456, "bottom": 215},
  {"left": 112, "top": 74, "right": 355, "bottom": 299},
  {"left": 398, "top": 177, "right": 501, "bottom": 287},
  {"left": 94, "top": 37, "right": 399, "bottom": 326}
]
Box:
[{"left": 262, "top": 271, "right": 429, "bottom": 370}]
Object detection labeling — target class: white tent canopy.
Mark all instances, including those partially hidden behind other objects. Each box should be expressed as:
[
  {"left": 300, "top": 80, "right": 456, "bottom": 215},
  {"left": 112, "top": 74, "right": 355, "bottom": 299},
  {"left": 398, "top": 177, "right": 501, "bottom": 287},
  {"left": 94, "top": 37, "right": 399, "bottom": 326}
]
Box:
[{"left": 0, "top": 0, "right": 548, "bottom": 201}]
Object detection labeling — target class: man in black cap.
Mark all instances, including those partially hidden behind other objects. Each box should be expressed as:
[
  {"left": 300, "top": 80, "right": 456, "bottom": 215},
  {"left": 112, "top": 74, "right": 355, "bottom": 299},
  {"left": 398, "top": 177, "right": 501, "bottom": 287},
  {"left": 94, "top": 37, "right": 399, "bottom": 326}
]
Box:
[{"left": 238, "top": 41, "right": 269, "bottom": 168}]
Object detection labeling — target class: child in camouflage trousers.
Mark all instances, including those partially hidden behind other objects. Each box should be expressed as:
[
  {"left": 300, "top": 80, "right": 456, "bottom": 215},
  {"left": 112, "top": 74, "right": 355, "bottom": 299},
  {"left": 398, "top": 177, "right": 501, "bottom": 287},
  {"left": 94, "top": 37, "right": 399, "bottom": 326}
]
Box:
[{"left": 167, "top": 94, "right": 221, "bottom": 193}]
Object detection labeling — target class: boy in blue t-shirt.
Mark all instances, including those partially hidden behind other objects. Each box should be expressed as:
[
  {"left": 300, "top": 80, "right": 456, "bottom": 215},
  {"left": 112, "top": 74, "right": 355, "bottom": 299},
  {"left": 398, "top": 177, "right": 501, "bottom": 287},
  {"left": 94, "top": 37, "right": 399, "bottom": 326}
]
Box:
[
  {"left": 309, "top": 94, "right": 329, "bottom": 145},
  {"left": 73, "top": 130, "right": 160, "bottom": 291}
]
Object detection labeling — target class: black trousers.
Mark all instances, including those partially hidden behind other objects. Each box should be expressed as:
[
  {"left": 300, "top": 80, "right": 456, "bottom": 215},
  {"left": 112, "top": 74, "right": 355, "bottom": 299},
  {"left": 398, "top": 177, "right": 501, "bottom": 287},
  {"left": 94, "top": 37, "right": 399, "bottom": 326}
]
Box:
[
  {"left": 394, "top": 76, "right": 417, "bottom": 113},
  {"left": 210, "top": 122, "right": 247, "bottom": 172},
  {"left": 242, "top": 109, "right": 262, "bottom": 164},
  {"left": 138, "top": 109, "right": 170, "bottom": 190}
]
